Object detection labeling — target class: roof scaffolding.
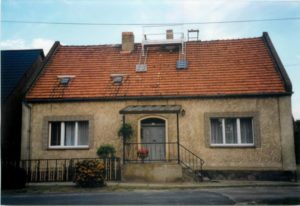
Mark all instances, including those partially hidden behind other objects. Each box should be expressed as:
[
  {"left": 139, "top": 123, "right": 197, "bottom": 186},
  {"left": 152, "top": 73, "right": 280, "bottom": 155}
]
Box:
[{"left": 141, "top": 30, "right": 185, "bottom": 56}]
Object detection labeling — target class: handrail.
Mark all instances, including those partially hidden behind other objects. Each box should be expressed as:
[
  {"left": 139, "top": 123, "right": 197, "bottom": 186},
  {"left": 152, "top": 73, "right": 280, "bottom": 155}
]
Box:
[
  {"left": 124, "top": 142, "right": 178, "bottom": 162},
  {"left": 179, "top": 144, "right": 205, "bottom": 182},
  {"left": 179, "top": 144, "right": 204, "bottom": 163}
]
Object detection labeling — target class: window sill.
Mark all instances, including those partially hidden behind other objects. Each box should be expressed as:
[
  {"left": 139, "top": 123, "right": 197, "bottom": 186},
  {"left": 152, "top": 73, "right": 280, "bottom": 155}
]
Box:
[
  {"left": 210, "top": 144, "right": 255, "bottom": 148},
  {"left": 48, "top": 146, "right": 89, "bottom": 150}
]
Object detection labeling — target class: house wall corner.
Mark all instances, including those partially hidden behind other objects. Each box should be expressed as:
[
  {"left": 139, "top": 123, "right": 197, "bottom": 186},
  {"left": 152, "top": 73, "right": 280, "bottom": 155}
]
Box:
[
  {"left": 20, "top": 103, "right": 31, "bottom": 160},
  {"left": 279, "top": 96, "right": 296, "bottom": 171}
]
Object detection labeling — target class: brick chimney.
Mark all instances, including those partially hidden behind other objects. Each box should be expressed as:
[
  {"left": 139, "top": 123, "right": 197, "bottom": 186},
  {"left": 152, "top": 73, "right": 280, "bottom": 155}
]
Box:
[
  {"left": 122, "top": 32, "right": 134, "bottom": 52},
  {"left": 166, "top": 29, "right": 173, "bottom": 39}
]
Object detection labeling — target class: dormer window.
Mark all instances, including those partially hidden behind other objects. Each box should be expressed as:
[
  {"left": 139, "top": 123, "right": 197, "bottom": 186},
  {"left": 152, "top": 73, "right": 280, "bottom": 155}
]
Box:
[
  {"left": 111, "top": 74, "right": 126, "bottom": 85},
  {"left": 57, "top": 75, "right": 75, "bottom": 86}
]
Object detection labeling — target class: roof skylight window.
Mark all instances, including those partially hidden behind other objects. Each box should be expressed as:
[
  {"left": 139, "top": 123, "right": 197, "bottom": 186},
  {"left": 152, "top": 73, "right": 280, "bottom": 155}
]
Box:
[
  {"left": 57, "top": 75, "right": 75, "bottom": 86},
  {"left": 111, "top": 74, "right": 127, "bottom": 85}
]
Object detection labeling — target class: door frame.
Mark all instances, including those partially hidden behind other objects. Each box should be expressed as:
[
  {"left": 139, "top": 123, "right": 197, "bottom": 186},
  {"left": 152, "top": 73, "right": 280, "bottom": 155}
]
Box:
[{"left": 137, "top": 116, "right": 169, "bottom": 160}]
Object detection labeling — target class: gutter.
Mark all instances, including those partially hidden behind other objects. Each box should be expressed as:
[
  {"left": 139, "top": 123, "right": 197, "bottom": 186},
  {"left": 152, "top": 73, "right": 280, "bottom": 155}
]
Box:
[
  {"left": 25, "top": 92, "right": 293, "bottom": 104},
  {"left": 262, "top": 32, "right": 293, "bottom": 93}
]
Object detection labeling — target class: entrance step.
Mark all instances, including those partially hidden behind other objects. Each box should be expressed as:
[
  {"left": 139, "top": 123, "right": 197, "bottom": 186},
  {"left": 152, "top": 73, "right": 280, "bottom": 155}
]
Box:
[{"left": 122, "top": 163, "right": 182, "bottom": 182}]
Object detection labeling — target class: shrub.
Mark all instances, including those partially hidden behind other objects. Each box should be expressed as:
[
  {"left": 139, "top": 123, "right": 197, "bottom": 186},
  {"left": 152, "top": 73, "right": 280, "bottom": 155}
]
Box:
[
  {"left": 73, "top": 160, "right": 105, "bottom": 187},
  {"left": 97, "top": 144, "right": 116, "bottom": 158}
]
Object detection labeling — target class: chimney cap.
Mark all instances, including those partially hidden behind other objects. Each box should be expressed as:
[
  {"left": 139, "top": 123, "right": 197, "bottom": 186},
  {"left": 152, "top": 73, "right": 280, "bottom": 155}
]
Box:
[{"left": 122, "top": 32, "right": 134, "bottom": 35}]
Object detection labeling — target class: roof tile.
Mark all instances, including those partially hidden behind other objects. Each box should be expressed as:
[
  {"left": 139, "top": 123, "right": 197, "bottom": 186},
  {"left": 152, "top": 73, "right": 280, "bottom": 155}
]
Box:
[{"left": 26, "top": 37, "right": 286, "bottom": 100}]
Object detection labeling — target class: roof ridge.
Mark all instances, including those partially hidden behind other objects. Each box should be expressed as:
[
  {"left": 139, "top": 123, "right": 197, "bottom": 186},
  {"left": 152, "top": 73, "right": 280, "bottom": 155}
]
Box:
[
  {"left": 198, "top": 36, "right": 261, "bottom": 43},
  {"left": 1, "top": 49, "right": 44, "bottom": 52},
  {"left": 61, "top": 44, "right": 121, "bottom": 47},
  {"left": 59, "top": 36, "right": 262, "bottom": 47}
]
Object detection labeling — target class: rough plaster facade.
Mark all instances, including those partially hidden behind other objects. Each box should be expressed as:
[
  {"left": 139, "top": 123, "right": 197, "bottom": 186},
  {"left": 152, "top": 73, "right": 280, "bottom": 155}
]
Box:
[{"left": 21, "top": 96, "right": 296, "bottom": 171}]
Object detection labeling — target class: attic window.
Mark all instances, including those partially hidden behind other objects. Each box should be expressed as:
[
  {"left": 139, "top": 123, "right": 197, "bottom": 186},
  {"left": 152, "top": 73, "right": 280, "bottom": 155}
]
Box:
[
  {"left": 57, "top": 75, "right": 75, "bottom": 86},
  {"left": 111, "top": 74, "right": 126, "bottom": 85}
]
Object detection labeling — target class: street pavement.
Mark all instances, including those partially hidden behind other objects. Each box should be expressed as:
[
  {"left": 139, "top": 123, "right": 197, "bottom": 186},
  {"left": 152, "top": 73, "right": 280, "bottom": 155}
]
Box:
[{"left": 2, "top": 186, "right": 300, "bottom": 205}]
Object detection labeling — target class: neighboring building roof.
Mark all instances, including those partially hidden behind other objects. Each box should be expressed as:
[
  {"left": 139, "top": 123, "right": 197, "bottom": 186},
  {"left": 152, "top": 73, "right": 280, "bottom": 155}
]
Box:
[
  {"left": 26, "top": 32, "right": 292, "bottom": 102},
  {"left": 1, "top": 49, "right": 45, "bottom": 101}
]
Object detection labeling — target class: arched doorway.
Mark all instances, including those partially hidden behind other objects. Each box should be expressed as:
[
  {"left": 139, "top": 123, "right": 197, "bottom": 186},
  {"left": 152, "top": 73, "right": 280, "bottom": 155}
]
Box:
[{"left": 141, "top": 118, "right": 166, "bottom": 160}]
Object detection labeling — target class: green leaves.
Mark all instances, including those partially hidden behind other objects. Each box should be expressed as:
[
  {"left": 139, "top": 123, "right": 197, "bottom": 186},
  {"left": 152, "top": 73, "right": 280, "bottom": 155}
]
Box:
[
  {"left": 118, "top": 123, "right": 133, "bottom": 140},
  {"left": 97, "top": 144, "right": 116, "bottom": 159},
  {"left": 73, "top": 160, "right": 105, "bottom": 187}
]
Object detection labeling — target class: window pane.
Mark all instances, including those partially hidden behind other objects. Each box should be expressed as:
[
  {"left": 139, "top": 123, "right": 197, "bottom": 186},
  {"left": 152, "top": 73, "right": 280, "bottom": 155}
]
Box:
[
  {"left": 211, "top": 118, "right": 223, "bottom": 144},
  {"left": 240, "top": 118, "right": 254, "bottom": 144},
  {"left": 78, "top": 121, "right": 89, "bottom": 146},
  {"left": 225, "top": 118, "right": 237, "bottom": 144},
  {"left": 50, "top": 122, "right": 61, "bottom": 146},
  {"left": 65, "top": 122, "right": 75, "bottom": 146}
]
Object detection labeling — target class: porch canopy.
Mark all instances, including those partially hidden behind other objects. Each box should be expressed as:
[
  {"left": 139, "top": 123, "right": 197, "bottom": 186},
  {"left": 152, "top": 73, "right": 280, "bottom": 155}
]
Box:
[{"left": 119, "top": 105, "right": 182, "bottom": 114}]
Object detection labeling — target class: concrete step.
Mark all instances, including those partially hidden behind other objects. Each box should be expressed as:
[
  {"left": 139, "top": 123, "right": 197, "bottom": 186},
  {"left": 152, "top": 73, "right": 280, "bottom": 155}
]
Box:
[{"left": 122, "top": 163, "right": 183, "bottom": 183}]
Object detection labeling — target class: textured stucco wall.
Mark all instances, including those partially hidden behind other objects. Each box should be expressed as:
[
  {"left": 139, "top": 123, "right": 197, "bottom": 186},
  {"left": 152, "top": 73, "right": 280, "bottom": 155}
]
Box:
[
  {"left": 22, "top": 96, "right": 296, "bottom": 171},
  {"left": 122, "top": 163, "right": 183, "bottom": 182}
]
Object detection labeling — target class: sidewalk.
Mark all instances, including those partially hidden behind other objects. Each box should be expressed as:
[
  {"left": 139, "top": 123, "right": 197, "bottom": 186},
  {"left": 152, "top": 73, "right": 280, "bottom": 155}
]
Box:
[
  {"left": 2, "top": 180, "right": 299, "bottom": 195},
  {"left": 28, "top": 180, "right": 300, "bottom": 189}
]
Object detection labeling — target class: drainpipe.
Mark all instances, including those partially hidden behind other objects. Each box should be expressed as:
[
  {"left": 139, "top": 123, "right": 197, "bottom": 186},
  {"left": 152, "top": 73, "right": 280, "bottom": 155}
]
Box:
[
  {"left": 177, "top": 113, "right": 180, "bottom": 164},
  {"left": 122, "top": 114, "right": 126, "bottom": 165}
]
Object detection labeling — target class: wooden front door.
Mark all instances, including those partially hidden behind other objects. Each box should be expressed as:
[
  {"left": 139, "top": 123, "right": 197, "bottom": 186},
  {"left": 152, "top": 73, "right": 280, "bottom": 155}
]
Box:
[{"left": 141, "top": 118, "right": 166, "bottom": 161}]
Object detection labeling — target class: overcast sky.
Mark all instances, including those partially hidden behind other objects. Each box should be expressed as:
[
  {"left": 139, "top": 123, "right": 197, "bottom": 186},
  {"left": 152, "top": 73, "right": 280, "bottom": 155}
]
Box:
[{"left": 1, "top": 0, "right": 300, "bottom": 119}]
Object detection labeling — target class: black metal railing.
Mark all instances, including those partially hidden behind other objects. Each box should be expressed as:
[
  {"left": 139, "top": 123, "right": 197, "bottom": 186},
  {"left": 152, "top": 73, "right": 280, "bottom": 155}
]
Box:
[
  {"left": 123, "top": 141, "right": 205, "bottom": 181},
  {"left": 2, "top": 158, "right": 121, "bottom": 182},
  {"left": 124, "top": 142, "right": 178, "bottom": 162},
  {"left": 179, "top": 144, "right": 205, "bottom": 181}
]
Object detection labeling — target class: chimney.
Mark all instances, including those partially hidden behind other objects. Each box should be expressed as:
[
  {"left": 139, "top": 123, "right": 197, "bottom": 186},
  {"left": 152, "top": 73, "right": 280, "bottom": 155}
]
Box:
[
  {"left": 122, "top": 32, "right": 134, "bottom": 52},
  {"left": 166, "top": 29, "right": 173, "bottom": 40}
]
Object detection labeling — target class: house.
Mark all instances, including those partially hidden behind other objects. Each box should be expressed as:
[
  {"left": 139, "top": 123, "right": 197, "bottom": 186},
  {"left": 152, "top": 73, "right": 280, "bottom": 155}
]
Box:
[
  {"left": 295, "top": 120, "right": 300, "bottom": 179},
  {"left": 1, "top": 49, "right": 45, "bottom": 161},
  {"left": 21, "top": 31, "right": 296, "bottom": 181}
]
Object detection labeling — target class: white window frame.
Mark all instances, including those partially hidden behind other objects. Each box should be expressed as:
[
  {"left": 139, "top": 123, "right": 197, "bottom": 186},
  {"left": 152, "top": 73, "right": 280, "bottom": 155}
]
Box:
[
  {"left": 48, "top": 121, "right": 89, "bottom": 149},
  {"left": 210, "top": 117, "right": 254, "bottom": 147}
]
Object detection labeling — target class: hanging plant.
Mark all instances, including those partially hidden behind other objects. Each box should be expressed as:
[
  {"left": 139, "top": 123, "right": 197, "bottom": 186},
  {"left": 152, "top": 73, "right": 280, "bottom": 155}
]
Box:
[{"left": 118, "top": 123, "right": 133, "bottom": 141}]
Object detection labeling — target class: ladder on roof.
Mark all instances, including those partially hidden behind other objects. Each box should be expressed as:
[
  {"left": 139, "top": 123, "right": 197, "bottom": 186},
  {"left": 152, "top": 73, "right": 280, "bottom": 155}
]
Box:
[
  {"left": 136, "top": 47, "right": 148, "bottom": 72},
  {"left": 137, "top": 28, "right": 189, "bottom": 70},
  {"left": 176, "top": 40, "right": 188, "bottom": 69}
]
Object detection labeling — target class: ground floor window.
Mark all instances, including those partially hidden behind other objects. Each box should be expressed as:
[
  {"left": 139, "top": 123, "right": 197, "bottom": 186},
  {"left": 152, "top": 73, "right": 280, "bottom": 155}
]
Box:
[
  {"left": 210, "top": 117, "right": 254, "bottom": 146},
  {"left": 49, "top": 121, "right": 89, "bottom": 148}
]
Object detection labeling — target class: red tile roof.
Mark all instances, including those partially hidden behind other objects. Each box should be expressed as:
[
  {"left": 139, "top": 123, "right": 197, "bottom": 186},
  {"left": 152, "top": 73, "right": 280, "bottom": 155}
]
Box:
[{"left": 26, "top": 35, "right": 289, "bottom": 101}]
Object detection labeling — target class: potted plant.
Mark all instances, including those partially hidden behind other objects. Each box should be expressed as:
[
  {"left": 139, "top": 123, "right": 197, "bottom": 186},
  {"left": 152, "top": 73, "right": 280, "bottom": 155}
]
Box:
[
  {"left": 97, "top": 144, "right": 116, "bottom": 159},
  {"left": 137, "top": 148, "right": 149, "bottom": 163}
]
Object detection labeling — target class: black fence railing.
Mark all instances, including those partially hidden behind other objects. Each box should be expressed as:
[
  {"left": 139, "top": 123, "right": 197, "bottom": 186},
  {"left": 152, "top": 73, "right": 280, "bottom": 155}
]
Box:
[
  {"left": 2, "top": 158, "right": 121, "bottom": 182},
  {"left": 124, "top": 142, "right": 178, "bottom": 162}
]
